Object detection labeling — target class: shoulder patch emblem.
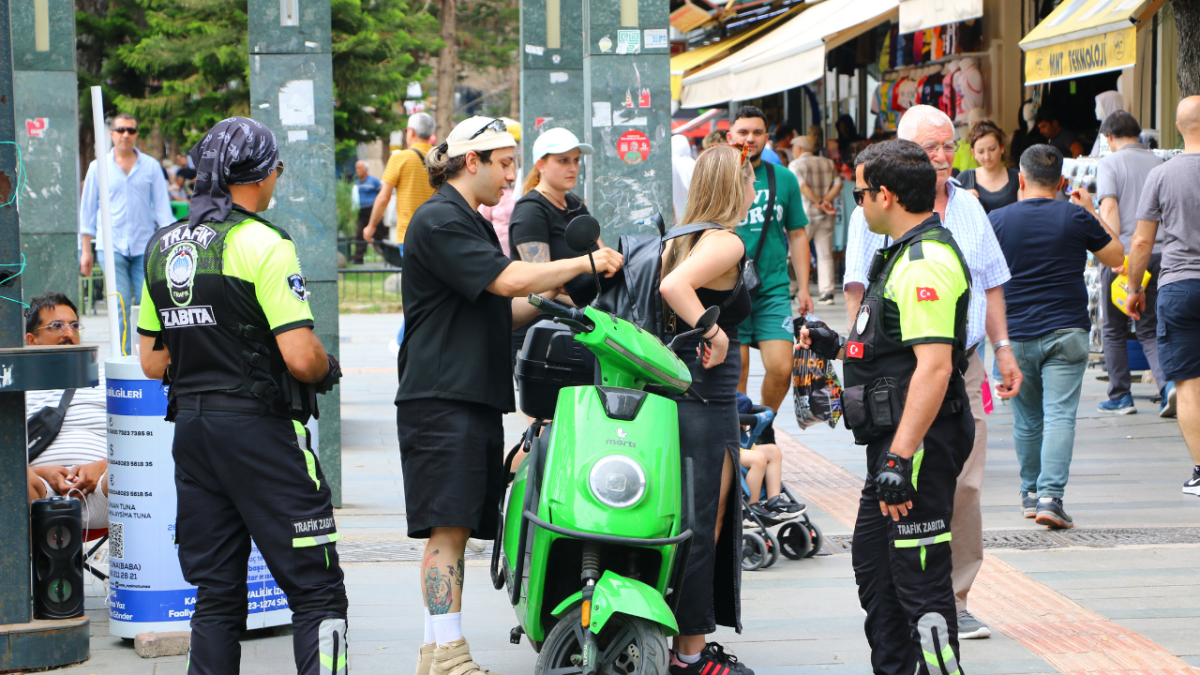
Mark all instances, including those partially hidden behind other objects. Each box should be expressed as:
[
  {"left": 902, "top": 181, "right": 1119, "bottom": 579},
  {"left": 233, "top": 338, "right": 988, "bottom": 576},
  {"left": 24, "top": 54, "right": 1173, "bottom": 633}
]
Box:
[
  {"left": 166, "top": 243, "right": 198, "bottom": 306},
  {"left": 287, "top": 274, "right": 309, "bottom": 302},
  {"left": 916, "top": 287, "right": 939, "bottom": 302}
]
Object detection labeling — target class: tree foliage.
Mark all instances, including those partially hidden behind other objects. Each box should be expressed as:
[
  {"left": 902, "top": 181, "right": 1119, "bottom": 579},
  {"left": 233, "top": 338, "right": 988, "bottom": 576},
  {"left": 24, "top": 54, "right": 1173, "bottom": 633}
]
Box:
[{"left": 77, "top": 0, "right": 439, "bottom": 154}]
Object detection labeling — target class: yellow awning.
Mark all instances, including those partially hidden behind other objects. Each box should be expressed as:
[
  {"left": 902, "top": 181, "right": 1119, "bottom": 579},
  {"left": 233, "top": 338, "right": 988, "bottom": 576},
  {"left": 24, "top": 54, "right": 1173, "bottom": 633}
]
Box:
[
  {"left": 1019, "top": 0, "right": 1165, "bottom": 85},
  {"left": 670, "top": 10, "right": 797, "bottom": 102}
]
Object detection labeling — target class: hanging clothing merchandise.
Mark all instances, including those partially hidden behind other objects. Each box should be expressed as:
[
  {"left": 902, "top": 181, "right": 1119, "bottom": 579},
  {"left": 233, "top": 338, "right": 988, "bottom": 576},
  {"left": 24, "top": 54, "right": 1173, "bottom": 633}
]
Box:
[
  {"left": 913, "top": 29, "right": 924, "bottom": 65},
  {"left": 923, "top": 29, "right": 934, "bottom": 62},
  {"left": 879, "top": 29, "right": 892, "bottom": 72},
  {"left": 932, "top": 27, "right": 945, "bottom": 61},
  {"left": 889, "top": 24, "right": 900, "bottom": 69},
  {"left": 920, "top": 70, "right": 944, "bottom": 107},
  {"left": 894, "top": 77, "right": 920, "bottom": 113},
  {"left": 940, "top": 63, "right": 959, "bottom": 121},
  {"left": 943, "top": 22, "right": 958, "bottom": 56},
  {"left": 958, "top": 19, "right": 983, "bottom": 53},
  {"left": 958, "top": 58, "right": 984, "bottom": 117},
  {"left": 874, "top": 80, "right": 901, "bottom": 131}
]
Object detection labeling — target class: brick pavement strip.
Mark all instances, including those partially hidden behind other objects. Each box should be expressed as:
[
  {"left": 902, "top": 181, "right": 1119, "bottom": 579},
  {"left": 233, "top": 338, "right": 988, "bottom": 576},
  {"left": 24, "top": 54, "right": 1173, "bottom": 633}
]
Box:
[{"left": 774, "top": 429, "right": 1200, "bottom": 675}]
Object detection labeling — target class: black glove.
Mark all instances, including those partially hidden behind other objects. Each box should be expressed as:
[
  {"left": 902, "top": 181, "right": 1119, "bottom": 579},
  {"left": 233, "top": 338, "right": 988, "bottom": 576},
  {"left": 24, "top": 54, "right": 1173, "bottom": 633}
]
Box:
[
  {"left": 803, "top": 319, "right": 845, "bottom": 361},
  {"left": 873, "top": 452, "right": 913, "bottom": 505},
  {"left": 314, "top": 353, "right": 342, "bottom": 395}
]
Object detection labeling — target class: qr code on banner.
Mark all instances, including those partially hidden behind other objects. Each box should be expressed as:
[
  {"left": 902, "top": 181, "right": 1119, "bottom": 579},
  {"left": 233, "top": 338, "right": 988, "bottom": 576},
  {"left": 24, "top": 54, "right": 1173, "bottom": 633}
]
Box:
[{"left": 109, "top": 521, "right": 123, "bottom": 559}]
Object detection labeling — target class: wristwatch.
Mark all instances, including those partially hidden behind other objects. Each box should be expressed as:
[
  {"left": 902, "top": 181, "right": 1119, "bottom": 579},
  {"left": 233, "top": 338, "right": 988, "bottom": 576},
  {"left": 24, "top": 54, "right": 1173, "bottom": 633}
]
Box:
[{"left": 993, "top": 340, "right": 1011, "bottom": 351}]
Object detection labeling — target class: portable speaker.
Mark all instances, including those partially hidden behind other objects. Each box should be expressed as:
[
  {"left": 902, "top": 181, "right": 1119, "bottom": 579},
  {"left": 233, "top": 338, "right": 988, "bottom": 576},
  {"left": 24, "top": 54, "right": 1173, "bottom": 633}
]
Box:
[{"left": 31, "top": 497, "right": 85, "bottom": 620}]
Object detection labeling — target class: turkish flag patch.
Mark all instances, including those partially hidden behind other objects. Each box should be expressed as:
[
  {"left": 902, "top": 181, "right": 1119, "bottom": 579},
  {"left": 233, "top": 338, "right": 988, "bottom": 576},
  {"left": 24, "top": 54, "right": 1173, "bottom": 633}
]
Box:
[
  {"left": 846, "top": 341, "right": 864, "bottom": 359},
  {"left": 916, "top": 287, "right": 939, "bottom": 302}
]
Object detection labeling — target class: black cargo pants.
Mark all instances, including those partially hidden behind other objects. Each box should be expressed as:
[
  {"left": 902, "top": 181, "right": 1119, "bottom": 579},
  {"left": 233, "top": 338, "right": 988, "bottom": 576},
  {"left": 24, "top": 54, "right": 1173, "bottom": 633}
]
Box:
[
  {"left": 851, "top": 406, "right": 973, "bottom": 675},
  {"left": 173, "top": 397, "right": 349, "bottom": 675}
]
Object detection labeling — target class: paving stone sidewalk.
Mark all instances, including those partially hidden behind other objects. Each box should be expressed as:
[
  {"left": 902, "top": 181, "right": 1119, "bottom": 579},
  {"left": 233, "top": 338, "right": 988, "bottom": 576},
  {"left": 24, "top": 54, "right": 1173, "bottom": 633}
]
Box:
[{"left": 41, "top": 305, "right": 1200, "bottom": 674}]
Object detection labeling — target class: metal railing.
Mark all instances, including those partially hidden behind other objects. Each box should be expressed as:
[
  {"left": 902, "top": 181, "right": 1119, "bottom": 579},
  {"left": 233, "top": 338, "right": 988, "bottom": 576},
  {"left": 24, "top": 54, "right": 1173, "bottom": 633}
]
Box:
[{"left": 338, "top": 267, "right": 403, "bottom": 306}]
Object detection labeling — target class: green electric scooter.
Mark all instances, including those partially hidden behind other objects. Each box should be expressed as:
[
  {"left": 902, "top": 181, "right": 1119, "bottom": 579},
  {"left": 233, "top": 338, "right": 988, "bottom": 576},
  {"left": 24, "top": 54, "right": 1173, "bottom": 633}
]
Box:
[{"left": 491, "top": 216, "right": 716, "bottom": 675}]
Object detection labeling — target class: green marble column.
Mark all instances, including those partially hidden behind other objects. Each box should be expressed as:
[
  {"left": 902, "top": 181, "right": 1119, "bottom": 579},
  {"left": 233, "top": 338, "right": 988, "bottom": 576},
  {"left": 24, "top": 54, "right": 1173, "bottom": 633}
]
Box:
[
  {"left": 11, "top": 0, "right": 78, "bottom": 305},
  {"left": 247, "top": 0, "right": 342, "bottom": 506},
  {"left": 520, "top": 0, "right": 586, "bottom": 172}
]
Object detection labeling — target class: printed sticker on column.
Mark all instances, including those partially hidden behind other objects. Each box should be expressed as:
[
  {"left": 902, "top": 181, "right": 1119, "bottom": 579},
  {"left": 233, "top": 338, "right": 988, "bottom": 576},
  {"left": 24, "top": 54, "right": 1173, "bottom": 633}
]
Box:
[
  {"left": 525, "top": 44, "right": 545, "bottom": 56},
  {"left": 592, "top": 102, "right": 613, "bottom": 128},
  {"left": 25, "top": 118, "right": 48, "bottom": 138},
  {"left": 552, "top": 54, "right": 561, "bottom": 64},
  {"left": 288, "top": 130, "right": 309, "bottom": 143},
  {"left": 616, "top": 30, "right": 640, "bottom": 55},
  {"left": 644, "top": 29, "right": 669, "bottom": 50},
  {"left": 599, "top": 36, "right": 613, "bottom": 53},
  {"left": 279, "top": 80, "right": 315, "bottom": 127},
  {"left": 550, "top": 72, "right": 569, "bottom": 84}
]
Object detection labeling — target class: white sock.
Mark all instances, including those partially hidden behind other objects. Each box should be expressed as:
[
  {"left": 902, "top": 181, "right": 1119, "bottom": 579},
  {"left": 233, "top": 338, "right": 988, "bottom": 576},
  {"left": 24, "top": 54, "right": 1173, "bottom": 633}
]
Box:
[
  {"left": 423, "top": 607, "right": 434, "bottom": 645},
  {"left": 430, "top": 612, "right": 463, "bottom": 645},
  {"left": 676, "top": 650, "right": 701, "bottom": 664}
]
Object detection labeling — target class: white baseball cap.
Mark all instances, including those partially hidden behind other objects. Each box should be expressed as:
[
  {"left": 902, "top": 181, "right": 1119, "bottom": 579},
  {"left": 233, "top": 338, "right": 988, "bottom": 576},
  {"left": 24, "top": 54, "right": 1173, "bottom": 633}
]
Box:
[
  {"left": 446, "top": 116, "right": 517, "bottom": 158},
  {"left": 533, "top": 127, "right": 594, "bottom": 162}
]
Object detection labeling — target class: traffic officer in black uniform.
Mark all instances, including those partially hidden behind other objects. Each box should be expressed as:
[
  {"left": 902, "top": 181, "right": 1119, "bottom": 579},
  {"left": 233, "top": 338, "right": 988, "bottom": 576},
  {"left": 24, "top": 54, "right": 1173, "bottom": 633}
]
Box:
[
  {"left": 799, "top": 140, "right": 973, "bottom": 675},
  {"left": 137, "top": 117, "right": 346, "bottom": 675}
]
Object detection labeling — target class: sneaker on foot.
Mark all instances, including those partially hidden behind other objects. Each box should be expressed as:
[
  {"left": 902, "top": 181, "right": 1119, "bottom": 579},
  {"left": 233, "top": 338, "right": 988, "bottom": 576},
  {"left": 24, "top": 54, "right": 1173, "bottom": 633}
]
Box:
[
  {"left": 1160, "top": 382, "right": 1178, "bottom": 418},
  {"left": 702, "top": 642, "right": 754, "bottom": 675},
  {"left": 1021, "top": 492, "right": 1038, "bottom": 518},
  {"left": 1034, "top": 497, "right": 1074, "bottom": 529},
  {"left": 431, "top": 638, "right": 500, "bottom": 675},
  {"left": 1098, "top": 394, "right": 1136, "bottom": 415},
  {"left": 465, "top": 538, "right": 486, "bottom": 552},
  {"left": 417, "top": 643, "right": 436, "bottom": 675},
  {"left": 745, "top": 503, "right": 774, "bottom": 522},
  {"left": 817, "top": 293, "right": 835, "bottom": 306},
  {"left": 764, "top": 494, "right": 805, "bottom": 515},
  {"left": 1184, "top": 467, "right": 1200, "bottom": 496},
  {"left": 957, "top": 610, "right": 991, "bottom": 639}
]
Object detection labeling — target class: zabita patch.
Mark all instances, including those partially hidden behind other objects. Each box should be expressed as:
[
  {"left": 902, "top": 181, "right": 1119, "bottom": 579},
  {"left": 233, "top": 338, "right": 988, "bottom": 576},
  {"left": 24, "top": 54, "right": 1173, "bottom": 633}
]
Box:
[
  {"left": 159, "top": 305, "right": 217, "bottom": 328},
  {"left": 287, "top": 273, "right": 309, "bottom": 302}
]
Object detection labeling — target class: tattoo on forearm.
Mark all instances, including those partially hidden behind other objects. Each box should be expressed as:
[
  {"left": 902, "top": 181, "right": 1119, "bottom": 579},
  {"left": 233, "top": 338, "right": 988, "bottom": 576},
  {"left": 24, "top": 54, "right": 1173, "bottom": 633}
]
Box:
[
  {"left": 423, "top": 549, "right": 454, "bottom": 615},
  {"left": 517, "top": 242, "right": 551, "bottom": 263}
]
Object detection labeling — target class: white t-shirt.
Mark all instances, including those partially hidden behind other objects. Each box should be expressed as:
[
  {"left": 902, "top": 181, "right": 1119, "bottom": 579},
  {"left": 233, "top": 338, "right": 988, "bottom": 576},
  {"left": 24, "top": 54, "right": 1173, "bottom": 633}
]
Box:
[{"left": 27, "top": 376, "right": 107, "bottom": 468}]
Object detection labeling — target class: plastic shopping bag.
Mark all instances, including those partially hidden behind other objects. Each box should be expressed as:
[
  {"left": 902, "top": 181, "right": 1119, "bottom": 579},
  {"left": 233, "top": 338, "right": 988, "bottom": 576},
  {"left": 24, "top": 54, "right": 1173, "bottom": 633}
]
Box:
[{"left": 792, "top": 335, "right": 843, "bottom": 430}]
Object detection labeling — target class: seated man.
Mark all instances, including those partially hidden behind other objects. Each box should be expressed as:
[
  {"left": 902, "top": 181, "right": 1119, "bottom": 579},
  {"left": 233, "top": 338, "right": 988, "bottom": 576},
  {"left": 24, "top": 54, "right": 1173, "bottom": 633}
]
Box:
[{"left": 25, "top": 292, "right": 108, "bottom": 529}]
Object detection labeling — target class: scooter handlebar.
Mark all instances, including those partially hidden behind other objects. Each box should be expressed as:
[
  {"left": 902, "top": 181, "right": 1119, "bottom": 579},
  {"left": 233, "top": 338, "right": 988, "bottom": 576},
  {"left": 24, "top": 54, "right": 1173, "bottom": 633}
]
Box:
[{"left": 527, "top": 294, "right": 595, "bottom": 332}]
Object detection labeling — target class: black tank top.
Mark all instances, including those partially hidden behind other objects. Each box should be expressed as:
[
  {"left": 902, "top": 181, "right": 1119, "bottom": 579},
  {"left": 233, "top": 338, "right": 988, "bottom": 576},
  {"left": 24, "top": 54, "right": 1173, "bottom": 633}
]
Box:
[{"left": 693, "top": 283, "right": 751, "bottom": 340}]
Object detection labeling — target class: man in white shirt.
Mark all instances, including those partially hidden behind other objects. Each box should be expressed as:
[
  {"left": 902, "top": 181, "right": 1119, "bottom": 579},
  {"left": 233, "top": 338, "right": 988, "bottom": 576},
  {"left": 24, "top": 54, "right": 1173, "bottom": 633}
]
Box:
[
  {"left": 78, "top": 113, "right": 175, "bottom": 354},
  {"left": 844, "top": 105, "right": 1023, "bottom": 641},
  {"left": 25, "top": 292, "right": 108, "bottom": 529}
]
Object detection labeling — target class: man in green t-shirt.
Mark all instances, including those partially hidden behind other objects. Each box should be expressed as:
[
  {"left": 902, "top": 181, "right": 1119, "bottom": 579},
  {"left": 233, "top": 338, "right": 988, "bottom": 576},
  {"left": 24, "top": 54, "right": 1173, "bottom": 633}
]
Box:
[{"left": 726, "top": 106, "right": 812, "bottom": 432}]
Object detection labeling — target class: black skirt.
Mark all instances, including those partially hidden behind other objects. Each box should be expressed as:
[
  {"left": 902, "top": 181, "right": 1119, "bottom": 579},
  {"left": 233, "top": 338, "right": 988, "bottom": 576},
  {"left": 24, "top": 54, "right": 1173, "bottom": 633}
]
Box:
[{"left": 671, "top": 336, "right": 743, "bottom": 635}]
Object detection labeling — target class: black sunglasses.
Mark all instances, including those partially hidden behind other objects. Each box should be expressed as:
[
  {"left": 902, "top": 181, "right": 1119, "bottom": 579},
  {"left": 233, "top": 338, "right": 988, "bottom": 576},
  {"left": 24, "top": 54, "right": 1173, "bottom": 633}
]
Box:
[
  {"left": 852, "top": 186, "right": 881, "bottom": 206},
  {"left": 113, "top": 127, "right": 139, "bottom": 135},
  {"left": 468, "top": 118, "right": 507, "bottom": 140}
]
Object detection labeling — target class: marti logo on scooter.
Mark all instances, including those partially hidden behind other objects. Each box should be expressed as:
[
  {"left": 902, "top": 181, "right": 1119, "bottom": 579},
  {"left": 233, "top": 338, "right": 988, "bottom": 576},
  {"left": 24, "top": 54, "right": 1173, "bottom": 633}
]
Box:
[{"left": 492, "top": 215, "right": 717, "bottom": 675}]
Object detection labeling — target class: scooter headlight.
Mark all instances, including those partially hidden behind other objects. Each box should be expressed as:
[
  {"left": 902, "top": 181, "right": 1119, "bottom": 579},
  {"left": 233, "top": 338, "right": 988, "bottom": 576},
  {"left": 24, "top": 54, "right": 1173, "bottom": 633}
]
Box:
[{"left": 588, "top": 455, "right": 646, "bottom": 509}]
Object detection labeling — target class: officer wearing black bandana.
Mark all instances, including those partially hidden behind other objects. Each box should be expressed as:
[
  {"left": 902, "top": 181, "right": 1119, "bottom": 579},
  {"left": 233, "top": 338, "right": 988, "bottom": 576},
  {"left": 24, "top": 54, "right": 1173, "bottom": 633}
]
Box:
[
  {"left": 136, "top": 117, "right": 347, "bottom": 675},
  {"left": 798, "top": 140, "right": 973, "bottom": 675}
]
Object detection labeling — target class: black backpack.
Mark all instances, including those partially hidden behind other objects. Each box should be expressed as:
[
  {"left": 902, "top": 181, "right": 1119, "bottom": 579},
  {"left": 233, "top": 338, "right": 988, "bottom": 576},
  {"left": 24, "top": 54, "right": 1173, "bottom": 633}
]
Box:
[
  {"left": 27, "top": 389, "right": 76, "bottom": 463},
  {"left": 593, "top": 216, "right": 743, "bottom": 340}
]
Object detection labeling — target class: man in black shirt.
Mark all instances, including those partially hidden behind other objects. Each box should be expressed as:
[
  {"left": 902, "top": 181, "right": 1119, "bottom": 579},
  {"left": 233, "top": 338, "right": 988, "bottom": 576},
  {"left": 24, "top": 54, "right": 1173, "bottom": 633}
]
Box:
[{"left": 397, "top": 117, "right": 622, "bottom": 675}]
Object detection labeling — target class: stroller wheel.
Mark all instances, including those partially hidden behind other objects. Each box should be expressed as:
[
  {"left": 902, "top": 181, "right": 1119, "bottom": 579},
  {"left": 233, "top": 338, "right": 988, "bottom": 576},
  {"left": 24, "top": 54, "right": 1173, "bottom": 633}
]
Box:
[
  {"left": 741, "top": 532, "right": 767, "bottom": 571},
  {"left": 804, "top": 521, "right": 824, "bottom": 558},
  {"left": 778, "top": 521, "right": 811, "bottom": 560},
  {"left": 762, "top": 529, "right": 781, "bottom": 568}
]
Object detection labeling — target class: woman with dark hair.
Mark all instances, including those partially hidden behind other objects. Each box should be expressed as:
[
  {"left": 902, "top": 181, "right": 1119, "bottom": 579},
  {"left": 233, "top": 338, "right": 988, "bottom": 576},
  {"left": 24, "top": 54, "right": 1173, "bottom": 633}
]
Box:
[
  {"left": 659, "top": 144, "right": 754, "bottom": 675},
  {"left": 957, "top": 120, "right": 1020, "bottom": 213},
  {"left": 836, "top": 114, "right": 864, "bottom": 160}
]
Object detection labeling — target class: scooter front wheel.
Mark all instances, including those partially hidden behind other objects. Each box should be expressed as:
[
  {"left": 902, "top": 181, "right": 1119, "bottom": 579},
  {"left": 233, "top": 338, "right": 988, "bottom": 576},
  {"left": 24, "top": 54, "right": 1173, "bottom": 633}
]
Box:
[{"left": 536, "top": 607, "right": 669, "bottom": 675}]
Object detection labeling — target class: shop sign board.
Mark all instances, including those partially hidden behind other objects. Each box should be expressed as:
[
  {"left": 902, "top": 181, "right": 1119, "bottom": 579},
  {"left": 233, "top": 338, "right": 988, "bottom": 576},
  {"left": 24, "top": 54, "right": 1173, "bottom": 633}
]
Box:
[{"left": 1024, "top": 26, "right": 1136, "bottom": 85}]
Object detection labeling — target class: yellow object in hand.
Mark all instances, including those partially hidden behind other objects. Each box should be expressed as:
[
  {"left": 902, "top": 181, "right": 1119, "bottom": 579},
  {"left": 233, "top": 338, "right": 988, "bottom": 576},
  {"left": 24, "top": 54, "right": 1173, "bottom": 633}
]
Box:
[{"left": 1110, "top": 257, "right": 1152, "bottom": 316}]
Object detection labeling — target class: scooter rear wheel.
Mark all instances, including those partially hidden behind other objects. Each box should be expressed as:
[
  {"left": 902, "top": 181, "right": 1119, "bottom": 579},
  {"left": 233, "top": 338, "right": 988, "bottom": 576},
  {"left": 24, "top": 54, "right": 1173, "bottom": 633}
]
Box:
[
  {"left": 536, "top": 607, "right": 669, "bottom": 675},
  {"left": 777, "top": 522, "right": 811, "bottom": 560},
  {"left": 741, "top": 532, "right": 767, "bottom": 571}
]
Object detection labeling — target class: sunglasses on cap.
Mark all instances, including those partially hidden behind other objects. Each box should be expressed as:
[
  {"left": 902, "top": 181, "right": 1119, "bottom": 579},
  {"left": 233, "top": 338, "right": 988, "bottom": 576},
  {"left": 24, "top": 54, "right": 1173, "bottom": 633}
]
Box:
[
  {"left": 468, "top": 118, "right": 508, "bottom": 140},
  {"left": 852, "top": 186, "right": 881, "bottom": 206}
]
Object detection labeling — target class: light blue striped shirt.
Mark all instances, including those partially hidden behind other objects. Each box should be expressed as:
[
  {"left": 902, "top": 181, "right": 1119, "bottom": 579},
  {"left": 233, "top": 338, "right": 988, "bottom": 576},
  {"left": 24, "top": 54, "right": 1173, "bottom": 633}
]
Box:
[
  {"left": 843, "top": 180, "right": 1011, "bottom": 349},
  {"left": 79, "top": 149, "right": 176, "bottom": 257}
]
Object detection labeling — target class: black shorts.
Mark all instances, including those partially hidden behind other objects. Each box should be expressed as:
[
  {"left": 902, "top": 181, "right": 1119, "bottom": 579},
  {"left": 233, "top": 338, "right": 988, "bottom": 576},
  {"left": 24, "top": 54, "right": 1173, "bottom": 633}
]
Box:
[
  {"left": 396, "top": 398, "right": 506, "bottom": 539},
  {"left": 1157, "top": 279, "right": 1200, "bottom": 383}
]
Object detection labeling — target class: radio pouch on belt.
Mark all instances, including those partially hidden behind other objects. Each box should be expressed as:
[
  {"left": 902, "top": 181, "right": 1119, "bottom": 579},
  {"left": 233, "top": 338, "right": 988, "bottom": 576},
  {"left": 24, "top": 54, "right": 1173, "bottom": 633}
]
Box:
[{"left": 843, "top": 378, "right": 904, "bottom": 445}]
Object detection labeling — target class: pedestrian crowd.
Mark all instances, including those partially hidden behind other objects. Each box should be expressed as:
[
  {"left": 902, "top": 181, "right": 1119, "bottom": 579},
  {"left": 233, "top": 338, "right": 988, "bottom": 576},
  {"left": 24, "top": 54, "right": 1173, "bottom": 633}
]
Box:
[{"left": 40, "top": 90, "right": 1198, "bottom": 675}]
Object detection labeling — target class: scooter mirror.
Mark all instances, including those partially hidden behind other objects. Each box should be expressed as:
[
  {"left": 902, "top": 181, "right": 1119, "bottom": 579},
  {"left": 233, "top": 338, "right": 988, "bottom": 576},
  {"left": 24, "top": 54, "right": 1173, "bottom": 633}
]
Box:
[
  {"left": 694, "top": 306, "right": 720, "bottom": 333},
  {"left": 565, "top": 215, "right": 601, "bottom": 252}
]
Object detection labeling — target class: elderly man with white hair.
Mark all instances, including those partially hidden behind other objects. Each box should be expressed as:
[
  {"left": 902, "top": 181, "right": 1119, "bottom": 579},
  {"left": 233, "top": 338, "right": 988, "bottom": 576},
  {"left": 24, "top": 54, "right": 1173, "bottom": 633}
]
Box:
[
  {"left": 790, "top": 135, "right": 842, "bottom": 304},
  {"left": 844, "top": 105, "right": 1023, "bottom": 640}
]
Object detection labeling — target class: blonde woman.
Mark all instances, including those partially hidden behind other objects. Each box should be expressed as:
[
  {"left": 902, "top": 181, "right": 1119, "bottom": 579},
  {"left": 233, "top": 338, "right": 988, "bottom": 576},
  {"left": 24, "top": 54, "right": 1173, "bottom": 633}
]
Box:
[{"left": 659, "top": 144, "right": 755, "bottom": 675}]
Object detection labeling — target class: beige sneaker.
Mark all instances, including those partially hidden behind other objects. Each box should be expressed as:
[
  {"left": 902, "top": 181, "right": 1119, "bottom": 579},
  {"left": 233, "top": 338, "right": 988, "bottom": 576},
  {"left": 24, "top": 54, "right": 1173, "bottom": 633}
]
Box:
[
  {"left": 416, "top": 642, "right": 436, "bottom": 675},
  {"left": 431, "top": 637, "right": 501, "bottom": 675}
]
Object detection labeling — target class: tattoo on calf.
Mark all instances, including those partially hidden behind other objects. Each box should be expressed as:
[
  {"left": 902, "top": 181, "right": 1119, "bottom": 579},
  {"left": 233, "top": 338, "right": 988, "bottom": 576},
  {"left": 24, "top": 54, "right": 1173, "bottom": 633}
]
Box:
[
  {"left": 423, "top": 548, "right": 454, "bottom": 615},
  {"left": 517, "top": 242, "right": 551, "bottom": 263}
]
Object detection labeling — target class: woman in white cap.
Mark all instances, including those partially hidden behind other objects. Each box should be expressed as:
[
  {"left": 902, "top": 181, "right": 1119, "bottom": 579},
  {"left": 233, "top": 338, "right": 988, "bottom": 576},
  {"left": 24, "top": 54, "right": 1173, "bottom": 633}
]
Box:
[
  {"left": 396, "top": 117, "right": 623, "bottom": 675},
  {"left": 509, "top": 127, "right": 611, "bottom": 364}
]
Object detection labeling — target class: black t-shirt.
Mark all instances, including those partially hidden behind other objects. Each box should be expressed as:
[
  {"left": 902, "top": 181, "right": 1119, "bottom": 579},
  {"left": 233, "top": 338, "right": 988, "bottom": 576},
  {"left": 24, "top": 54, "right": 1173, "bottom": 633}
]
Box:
[
  {"left": 509, "top": 190, "right": 597, "bottom": 305},
  {"left": 397, "top": 184, "right": 515, "bottom": 411},
  {"left": 989, "top": 198, "right": 1112, "bottom": 341},
  {"left": 957, "top": 168, "right": 1019, "bottom": 213}
]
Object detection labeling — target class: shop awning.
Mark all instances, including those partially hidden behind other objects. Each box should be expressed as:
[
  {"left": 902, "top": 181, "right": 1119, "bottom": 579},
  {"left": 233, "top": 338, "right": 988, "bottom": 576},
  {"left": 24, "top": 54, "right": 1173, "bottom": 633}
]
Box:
[
  {"left": 899, "top": 0, "right": 982, "bottom": 34},
  {"left": 670, "top": 9, "right": 797, "bottom": 101},
  {"left": 680, "top": 0, "right": 898, "bottom": 109},
  {"left": 1019, "top": 0, "right": 1166, "bottom": 86}
]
